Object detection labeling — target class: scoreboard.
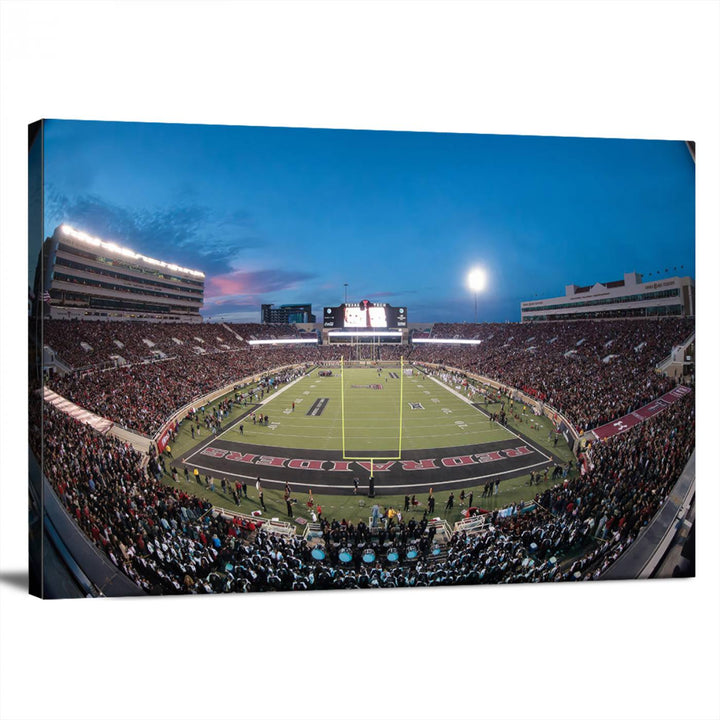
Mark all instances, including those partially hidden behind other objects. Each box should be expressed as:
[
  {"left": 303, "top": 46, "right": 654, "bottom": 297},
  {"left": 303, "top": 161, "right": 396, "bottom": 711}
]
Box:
[{"left": 323, "top": 301, "right": 407, "bottom": 329}]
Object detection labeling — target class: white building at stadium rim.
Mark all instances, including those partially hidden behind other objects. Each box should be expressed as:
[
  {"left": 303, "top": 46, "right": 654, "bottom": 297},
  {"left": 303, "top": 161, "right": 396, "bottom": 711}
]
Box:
[
  {"left": 520, "top": 271, "right": 695, "bottom": 322},
  {"left": 36, "top": 225, "right": 205, "bottom": 322}
]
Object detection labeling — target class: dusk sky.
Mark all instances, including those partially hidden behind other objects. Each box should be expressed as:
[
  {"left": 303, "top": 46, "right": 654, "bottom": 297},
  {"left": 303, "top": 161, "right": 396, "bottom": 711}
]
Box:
[{"left": 42, "top": 120, "right": 695, "bottom": 323}]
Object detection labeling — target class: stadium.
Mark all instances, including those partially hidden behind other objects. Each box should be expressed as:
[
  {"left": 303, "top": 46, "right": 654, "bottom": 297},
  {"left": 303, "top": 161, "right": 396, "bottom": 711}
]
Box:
[
  {"left": 9, "top": 9, "right": 719, "bottom": 720},
  {"left": 29, "top": 225, "right": 695, "bottom": 597}
]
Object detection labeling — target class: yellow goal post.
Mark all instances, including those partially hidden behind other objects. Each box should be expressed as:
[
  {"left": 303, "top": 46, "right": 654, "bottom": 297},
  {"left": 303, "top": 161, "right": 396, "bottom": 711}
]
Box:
[{"left": 340, "top": 354, "right": 405, "bottom": 475}]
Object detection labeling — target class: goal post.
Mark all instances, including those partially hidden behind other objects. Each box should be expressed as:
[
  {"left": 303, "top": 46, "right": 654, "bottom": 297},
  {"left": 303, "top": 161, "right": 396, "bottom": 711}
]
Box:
[{"left": 340, "top": 354, "right": 405, "bottom": 466}]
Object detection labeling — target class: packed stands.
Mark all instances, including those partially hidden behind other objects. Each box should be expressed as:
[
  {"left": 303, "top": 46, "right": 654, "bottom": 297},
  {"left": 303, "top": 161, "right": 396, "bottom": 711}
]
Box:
[
  {"left": 48, "top": 347, "right": 316, "bottom": 436},
  {"left": 45, "top": 318, "right": 692, "bottom": 438},
  {"left": 43, "top": 320, "right": 240, "bottom": 368},
  {"left": 224, "top": 323, "right": 301, "bottom": 342},
  {"left": 43, "top": 320, "right": 304, "bottom": 370},
  {"left": 402, "top": 318, "right": 693, "bottom": 432},
  {"left": 35, "top": 386, "right": 694, "bottom": 593},
  {"left": 46, "top": 341, "right": 354, "bottom": 436}
]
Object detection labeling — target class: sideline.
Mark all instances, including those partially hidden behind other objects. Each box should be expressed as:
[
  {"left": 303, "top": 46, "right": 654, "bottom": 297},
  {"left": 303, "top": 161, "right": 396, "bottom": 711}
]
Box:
[
  {"left": 426, "top": 373, "right": 552, "bottom": 462},
  {"left": 184, "top": 372, "right": 308, "bottom": 464}
]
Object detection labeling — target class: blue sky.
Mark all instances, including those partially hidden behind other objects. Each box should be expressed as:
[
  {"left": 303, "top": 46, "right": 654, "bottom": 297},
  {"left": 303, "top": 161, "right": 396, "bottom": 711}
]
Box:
[{"left": 42, "top": 120, "right": 695, "bottom": 323}]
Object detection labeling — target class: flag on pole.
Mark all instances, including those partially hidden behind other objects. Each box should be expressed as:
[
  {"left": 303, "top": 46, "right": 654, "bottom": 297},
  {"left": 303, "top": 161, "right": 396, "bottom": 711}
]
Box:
[{"left": 43, "top": 291, "right": 52, "bottom": 303}]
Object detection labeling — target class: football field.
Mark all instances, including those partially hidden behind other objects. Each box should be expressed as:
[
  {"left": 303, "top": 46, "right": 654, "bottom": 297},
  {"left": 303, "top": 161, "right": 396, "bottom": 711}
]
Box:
[
  {"left": 222, "top": 366, "right": 516, "bottom": 454},
  {"left": 170, "top": 363, "right": 572, "bottom": 523}
]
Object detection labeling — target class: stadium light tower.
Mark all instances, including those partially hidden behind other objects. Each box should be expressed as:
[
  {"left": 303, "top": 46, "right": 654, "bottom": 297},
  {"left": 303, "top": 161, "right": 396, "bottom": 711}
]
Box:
[
  {"left": 467, "top": 267, "right": 487, "bottom": 323},
  {"left": 344, "top": 283, "right": 348, "bottom": 303}
]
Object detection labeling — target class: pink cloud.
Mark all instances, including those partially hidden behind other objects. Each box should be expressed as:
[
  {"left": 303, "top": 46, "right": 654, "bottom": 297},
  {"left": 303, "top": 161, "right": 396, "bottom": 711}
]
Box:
[{"left": 205, "top": 268, "right": 315, "bottom": 299}]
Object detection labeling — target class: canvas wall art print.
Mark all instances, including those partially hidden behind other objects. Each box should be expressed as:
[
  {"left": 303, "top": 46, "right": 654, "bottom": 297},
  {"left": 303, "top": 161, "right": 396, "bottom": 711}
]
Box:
[{"left": 28, "top": 120, "right": 695, "bottom": 598}]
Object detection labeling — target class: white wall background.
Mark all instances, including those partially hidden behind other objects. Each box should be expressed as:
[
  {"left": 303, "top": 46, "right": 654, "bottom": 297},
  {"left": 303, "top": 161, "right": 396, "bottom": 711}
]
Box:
[{"left": 1, "top": 2, "right": 718, "bottom": 719}]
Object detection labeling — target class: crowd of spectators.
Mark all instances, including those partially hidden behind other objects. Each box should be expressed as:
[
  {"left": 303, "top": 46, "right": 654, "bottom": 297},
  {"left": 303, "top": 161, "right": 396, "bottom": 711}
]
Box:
[
  {"left": 45, "top": 342, "right": 356, "bottom": 436},
  {"left": 537, "top": 394, "right": 695, "bottom": 579},
  {"left": 43, "top": 319, "right": 241, "bottom": 368},
  {"left": 43, "top": 319, "right": 304, "bottom": 369},
  {"left": 45, "top": 317, "right": 692, "bottom": 439},
  {"left": 34, "top": 378, "right": 694, "bottom": 593},
  {"left": 36, "top": 403, "right": 217, "bottom": 593},
  {"left": 224, "top": 323, "right": 301, "bottom": 341},
  {"left": 386, "top": 318, "right": 693, "bottom": 432},
  {"left": 47, "top": 345, "right": 331, "bottom": 436}
]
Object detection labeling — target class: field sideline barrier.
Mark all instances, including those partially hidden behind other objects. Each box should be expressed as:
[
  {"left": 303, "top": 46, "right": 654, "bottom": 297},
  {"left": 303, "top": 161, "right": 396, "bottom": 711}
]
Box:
[{"left": 110, "top": 425, "right": 154, "bottom": 455}]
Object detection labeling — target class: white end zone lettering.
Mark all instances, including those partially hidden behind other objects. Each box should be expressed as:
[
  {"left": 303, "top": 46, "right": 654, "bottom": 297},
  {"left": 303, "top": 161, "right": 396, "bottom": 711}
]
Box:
[
  {"left": 503, "top": 446, "right": 532, "bottom": 458},
  {"left": 256, "top": 455, "right": 289, "bottom": 467},
  {"left": 200, "top": 447, "right": 228, "bottom": 459},
  {"left": 475, "top": 450, "right": 504, "bottom": 462},
  {"left": 400, "top": 459, "right": 438, "bottom": 471},
  {"left": 225, "top": 451, "right": 258, "bottom": 463},
  {"left": 287, "top": 459, "right": 326, "bottom": 471},
  {"left": 355, "top": 461, "right": 395, "bottom": 473},
  {"left": 441, "top": 455, "right": 476, "bottom": 468}
]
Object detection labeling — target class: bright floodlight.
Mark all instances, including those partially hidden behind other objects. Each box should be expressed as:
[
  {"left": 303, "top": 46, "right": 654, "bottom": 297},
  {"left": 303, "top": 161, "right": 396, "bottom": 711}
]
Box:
[{"left": 467, "top": 267, "right": 487, "bottom": 293}]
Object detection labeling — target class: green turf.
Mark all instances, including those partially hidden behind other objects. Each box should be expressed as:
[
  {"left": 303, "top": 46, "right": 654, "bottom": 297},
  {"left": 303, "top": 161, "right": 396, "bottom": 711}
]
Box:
[
  {"left": 212, "top": 366, "right": 516, "bottom": 454},
  {"left": 165, "top": 365, "right": 577, "bottom": 530}
]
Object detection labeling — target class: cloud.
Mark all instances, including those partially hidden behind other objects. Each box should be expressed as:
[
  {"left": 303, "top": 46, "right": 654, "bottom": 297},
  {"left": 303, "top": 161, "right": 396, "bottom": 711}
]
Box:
[
  {"left": 205, "top": 268, "right": 317, "bottom": 299},
  {"left": 44, "top": 187, "right": 260, "bottom": 276},
  {"left": 202, "top": 268, "right": 318, "bottom": 319}
]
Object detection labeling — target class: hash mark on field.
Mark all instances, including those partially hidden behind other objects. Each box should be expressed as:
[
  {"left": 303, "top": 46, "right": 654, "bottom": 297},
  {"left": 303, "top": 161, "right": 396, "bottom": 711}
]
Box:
[
  {"left": 303, "top": 391, "right": 309, "bottom": 395},
  {"left": 431, "top": 398, "right": 439, "bottom": 403},
  {"left": 442, "top": 408, "right": 452, "bottom": 414}
]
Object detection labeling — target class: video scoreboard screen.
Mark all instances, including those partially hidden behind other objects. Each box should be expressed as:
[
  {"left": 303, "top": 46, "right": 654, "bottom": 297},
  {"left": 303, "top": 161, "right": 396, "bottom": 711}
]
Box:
[{"left": 323, "top": 301, "right": 407, "bottom": 329}]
